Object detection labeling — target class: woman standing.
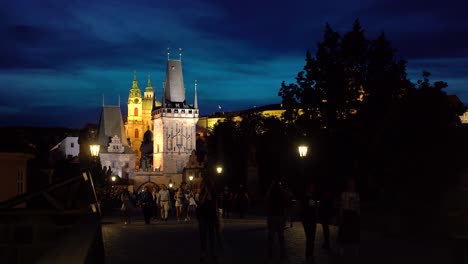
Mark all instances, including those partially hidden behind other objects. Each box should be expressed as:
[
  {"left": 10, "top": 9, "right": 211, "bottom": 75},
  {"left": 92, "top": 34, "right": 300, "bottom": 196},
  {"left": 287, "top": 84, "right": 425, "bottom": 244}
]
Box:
[
  {"left": 186, "top": 189, "right": 197, "bottom": 222},
  {"left": 174, "top": 187, "right": 185, "bottom": 222}
]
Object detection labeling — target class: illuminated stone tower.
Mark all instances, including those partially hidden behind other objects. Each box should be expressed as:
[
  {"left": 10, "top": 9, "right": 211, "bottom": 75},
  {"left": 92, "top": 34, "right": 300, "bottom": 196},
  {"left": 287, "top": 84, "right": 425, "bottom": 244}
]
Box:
[
  {"left": 153, "top": 49, "right": 199, "bottom": 174},
  {"left": 142, "top": 75, "right": 161, "bottom": 132},
  {"left": 125, "top": 71, "right": 144, "bottom": 160}
]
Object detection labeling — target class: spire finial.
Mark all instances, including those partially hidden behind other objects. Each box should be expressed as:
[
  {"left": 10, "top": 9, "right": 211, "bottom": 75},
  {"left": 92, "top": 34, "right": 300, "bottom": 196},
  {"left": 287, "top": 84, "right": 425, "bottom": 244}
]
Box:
[
  {"left": 118, "top": 95, "right": 120, "bottom": 107},
  {"left": 179, "top": 48, "right": 182, "bottom": 60},
  {"left": 102, "top": 94, "right": 105, "bottom": 106},
  {"left": 194, "top": 80, "right": 198, "bottom": 109},
  {"left": 147, "top": 74, "right": 151, "bottom": 86},
  {"left": 134, "top": 70, "right": 137, "bottom": 81},
  {"left": 167, "top": 48, "right": 170, "bottom": 60}
]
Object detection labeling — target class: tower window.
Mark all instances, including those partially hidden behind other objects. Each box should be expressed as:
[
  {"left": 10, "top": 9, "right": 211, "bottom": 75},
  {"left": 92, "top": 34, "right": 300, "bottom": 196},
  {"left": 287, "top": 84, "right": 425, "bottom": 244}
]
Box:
[
  {"left": 134, "top": 107, "right": 138, "bottom": 116},
  {"left": 135, "top": 129, "right": 139, "bottom": 138}
]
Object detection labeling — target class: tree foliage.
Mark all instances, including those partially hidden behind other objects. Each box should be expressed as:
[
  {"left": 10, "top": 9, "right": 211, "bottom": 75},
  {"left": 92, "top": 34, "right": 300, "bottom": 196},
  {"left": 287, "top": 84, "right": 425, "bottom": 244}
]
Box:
[{"left": 279, "top": 20, "right": 411, "bottom": 131}]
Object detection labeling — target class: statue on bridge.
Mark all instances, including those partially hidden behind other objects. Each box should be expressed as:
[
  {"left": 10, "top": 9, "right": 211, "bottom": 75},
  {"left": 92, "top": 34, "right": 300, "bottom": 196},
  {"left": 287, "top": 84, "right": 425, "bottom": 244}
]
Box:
[{"left": 140, "top": 129, "right": 153, "bottom": 170}]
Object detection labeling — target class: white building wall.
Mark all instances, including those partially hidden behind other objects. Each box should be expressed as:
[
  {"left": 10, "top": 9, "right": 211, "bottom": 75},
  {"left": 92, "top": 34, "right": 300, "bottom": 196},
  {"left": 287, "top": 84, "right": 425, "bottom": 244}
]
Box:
[
  {"left": 152, "top": 108, "right": 199, "bottom": 175},
  {"left": 58, "top": 137, "right": 80, "bottom": 158},
  {"left": 100, "top": 153, "right": 136, "bottom": 180},
  {"left": 153, "top": 118, "right": 164, "bottom": 171}
]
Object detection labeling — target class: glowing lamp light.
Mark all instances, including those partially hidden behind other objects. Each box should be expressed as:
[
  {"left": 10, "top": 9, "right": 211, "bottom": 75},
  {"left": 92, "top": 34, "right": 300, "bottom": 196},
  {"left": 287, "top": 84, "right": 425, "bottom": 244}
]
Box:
[
  {"left": 169, "top": 182, "right": 173, "bottom": 188},
  {"left": 90, "top": 144, "right": 100, "bottom": 157},
  {"left": 189, "top": 175, "right": 194, "bottom": 181},
  {"left": 111, "top": 176, "right": 116, "bottom": 182},
  {"left": 298, "top": 145, "right": 308, "bottom": 158},
  {"left": 216, "top": 166, "right": 223, "bottom": 174}
]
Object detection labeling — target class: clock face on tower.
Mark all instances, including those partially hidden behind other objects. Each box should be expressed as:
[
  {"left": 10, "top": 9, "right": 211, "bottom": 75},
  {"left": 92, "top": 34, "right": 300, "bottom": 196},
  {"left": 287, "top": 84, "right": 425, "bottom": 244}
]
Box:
[{"left": 134, "top": 98, "right": 139, "bottom": 103}]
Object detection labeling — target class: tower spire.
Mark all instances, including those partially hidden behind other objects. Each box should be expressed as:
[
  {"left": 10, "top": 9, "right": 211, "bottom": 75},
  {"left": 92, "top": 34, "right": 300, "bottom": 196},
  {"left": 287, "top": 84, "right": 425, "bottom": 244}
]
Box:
[
  {"left": 179, "top": 48, "right": 182, "bottom": 60},
  {"left": 147, "top": 74, "right": 151, "bottom": 87},
  {"left": 162, "top": 82, "right": 166, "bottom": 107},
  {"left": 102, "top": 94, "right": 105, "bottom": 106},
  {"left": 194, "top": 80, "right": 198, "bottom": 109},
  {"left": 132, "top": 70, "right": 139, "bottom": 90},
  {"left": 167, "top": 48, "right": 170, "bottom": 60}
]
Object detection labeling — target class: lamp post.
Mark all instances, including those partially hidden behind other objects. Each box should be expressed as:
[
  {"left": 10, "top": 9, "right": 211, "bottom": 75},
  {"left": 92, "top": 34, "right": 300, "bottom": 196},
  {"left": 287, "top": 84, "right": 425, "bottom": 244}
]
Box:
[
  {"left": 298, "top": 144, "right": 308, "bottom": 184},
  {"left": 89, "top": 144, "right": 101, "bottom": 214},
  {"left": 189, "top": 175, "right": 194, "bottom": 190}
]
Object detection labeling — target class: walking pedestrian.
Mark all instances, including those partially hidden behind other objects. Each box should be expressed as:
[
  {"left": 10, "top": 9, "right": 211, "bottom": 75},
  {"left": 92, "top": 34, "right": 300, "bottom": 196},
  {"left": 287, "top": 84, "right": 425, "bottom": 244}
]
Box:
[
  {"left": 221, "top": 186, "right": 232, "bottom": 218},
  {"left": 198, "top": 176, "right": 220, "bottom": 262},
  {"left": 139, "top": 186, "right": 153, "bottom": 224},
  {"left": 266, "top": 179, "right": 290, "bottom": 260},
  {"left": 152, "top": 186, "right": 159, "bottom": 221},
  {"left": 338, "top": 178, "right": 360, "bottom": 258},
  {"left": 319, "top": 187, "right": 334, "bottom": 249},
  {"left": 120, "top": 189, "right": 131, "bottom": 224},
  {"left": 301, "top": 182, "right": 319, "bottom": 263},
  {"left": 234, "top": 185, "right": 249, "bottom": 218},
  {"left": 174, "top": 186, "right": 185, "bottom": 222},
  {"left": 182, "top": 184, "right": 191, "bottom": 222},
  {"left": 157, "top": 184, "right": 170, "bottom": 221}
]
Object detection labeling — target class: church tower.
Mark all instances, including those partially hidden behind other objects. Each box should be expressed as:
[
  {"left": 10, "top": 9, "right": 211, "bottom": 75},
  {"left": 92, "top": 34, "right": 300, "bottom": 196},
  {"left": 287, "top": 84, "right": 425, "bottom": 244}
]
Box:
[
  {"left": 125, "top": 71, "right": 144, "bottom": 161},
  {"left": 153, "top": 49, "right": 199, "bottom": 174},
  {"left": 142, "top": 75, "right": 156, "bottom": 133}
]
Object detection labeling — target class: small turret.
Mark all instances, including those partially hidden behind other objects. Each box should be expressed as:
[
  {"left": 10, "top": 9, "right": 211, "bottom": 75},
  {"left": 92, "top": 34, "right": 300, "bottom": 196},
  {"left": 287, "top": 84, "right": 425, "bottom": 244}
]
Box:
[{"left": 144, "top": 74, "right": 154, "bottom": 99}]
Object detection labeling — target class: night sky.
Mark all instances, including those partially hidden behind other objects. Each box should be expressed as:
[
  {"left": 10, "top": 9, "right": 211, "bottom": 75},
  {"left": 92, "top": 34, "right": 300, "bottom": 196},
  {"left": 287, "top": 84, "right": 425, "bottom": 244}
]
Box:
[{"left": 1, "top": 0, "right": 467, "bottom": 128}]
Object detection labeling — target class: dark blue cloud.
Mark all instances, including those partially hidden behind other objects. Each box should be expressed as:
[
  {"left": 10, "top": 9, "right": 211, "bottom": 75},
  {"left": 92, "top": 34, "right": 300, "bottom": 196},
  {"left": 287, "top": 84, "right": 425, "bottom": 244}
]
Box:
[{"left": 0, "top": 0, "right": 467, "bottom": 127}]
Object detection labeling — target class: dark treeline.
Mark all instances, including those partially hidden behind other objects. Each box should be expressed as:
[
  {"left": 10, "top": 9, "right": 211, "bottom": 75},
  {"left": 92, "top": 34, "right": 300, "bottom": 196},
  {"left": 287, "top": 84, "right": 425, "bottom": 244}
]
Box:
[{"left": 205, "top": 20, "right": 467, "bottom": 237}]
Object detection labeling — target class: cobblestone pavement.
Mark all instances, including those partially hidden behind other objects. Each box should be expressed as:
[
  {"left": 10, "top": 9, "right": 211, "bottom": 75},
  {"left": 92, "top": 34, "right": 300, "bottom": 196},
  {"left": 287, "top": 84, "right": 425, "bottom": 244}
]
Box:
[{"left": 102, "top": 213, "right": 342, "bottom": 264}]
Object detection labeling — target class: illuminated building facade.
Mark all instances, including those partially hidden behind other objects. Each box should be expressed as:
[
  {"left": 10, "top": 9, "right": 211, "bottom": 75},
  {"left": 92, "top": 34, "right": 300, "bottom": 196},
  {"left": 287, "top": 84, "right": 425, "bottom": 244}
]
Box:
[
  {"left": 152, "top": 55, "right": 199, "bottom": 175},
  {"left": 125, "top": 72, "right": 161, "bottom": 165}
]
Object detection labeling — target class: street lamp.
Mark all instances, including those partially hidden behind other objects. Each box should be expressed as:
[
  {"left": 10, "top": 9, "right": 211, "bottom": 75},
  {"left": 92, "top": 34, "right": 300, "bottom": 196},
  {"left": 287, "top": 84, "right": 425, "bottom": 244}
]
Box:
[
  {"left": 216, "top": 166, "right": 223, "bottom": 174},
  {"left": 189, "top": 175, "right": 194, "bottom": 190},
  {"left": 90, "top": 144, "right": 100, "bottom": 159},
  {"left": 298, "top": 144, "right": 309, "bottom": 187},
  {"left": 111, "top": 176, "right": 116, "bottom": 182},
  {"left": 88, "top": 144, "right": 101, "bottom": 215},
  {"left": 169, "top": 179, "right": 174, "bottom": 189},
  {"left": 298, "top": 145, "right": 308, "bottom": 158}
]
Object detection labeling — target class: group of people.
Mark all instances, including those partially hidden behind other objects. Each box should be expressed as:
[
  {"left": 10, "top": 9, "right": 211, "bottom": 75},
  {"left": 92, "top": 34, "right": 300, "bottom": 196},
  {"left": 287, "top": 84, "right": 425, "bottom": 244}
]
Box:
[
  {"left": 129, "top": 183, "right": 198, "bottom": 225},
  {"left": 118, "top": 177, "right": 359, "bottom": 263},
  {"left": 266, "top": 178, "right": 360, "bottom": 263},
  {"left": 218, "top": 185, "right": 251, "bottom": 219}
]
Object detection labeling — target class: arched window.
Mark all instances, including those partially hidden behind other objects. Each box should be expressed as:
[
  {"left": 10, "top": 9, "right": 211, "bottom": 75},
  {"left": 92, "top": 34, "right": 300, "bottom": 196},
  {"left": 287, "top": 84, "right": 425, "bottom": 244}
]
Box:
[
  {"left": 135, "top": 129, "right": 139, "bottom": 139},
  {"left": 134, "top": 107, "right": 138, "bottom": 116}
]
